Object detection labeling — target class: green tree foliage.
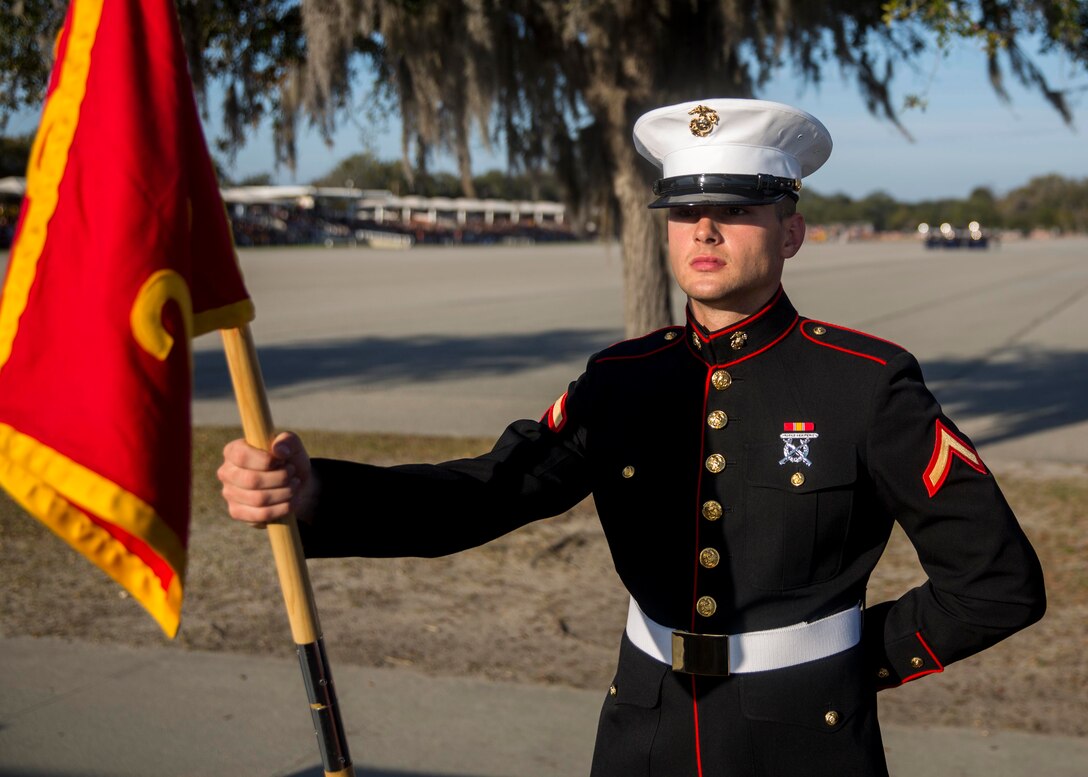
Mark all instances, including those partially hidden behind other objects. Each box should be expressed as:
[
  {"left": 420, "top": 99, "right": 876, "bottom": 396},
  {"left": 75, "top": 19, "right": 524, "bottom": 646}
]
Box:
[
  {"left": 309, "top": 152, "right": 460, "bottom": 197},
  {"left": 0, "top": 0, "right": 62, "bottom": 131},
  {"left": 0, "top": 134, "right": 34, "bottom": 178},
  {"left": 800, "top": 178, "right": 1088, "bottom": 234},
  {"left": 311, "top": 152, "right": 564, "bottom": 200},
  {"left": 883, "top": 1, "right": 1088, "bottom": 124},
  {"left": 1000, "top": 174, "right": 1088, "bottom": 233},
  {"left": 235, "top": 172, "right": 275, "bottom": 186}
]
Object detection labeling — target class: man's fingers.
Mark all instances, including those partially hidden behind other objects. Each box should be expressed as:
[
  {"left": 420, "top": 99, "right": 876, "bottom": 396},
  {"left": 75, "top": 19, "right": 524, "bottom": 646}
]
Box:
[
  {"left": 217, "top": 457, "right": 295, "bottom": 488},
  {"left": 225, "top": 498, "right": 294, "bottom": 525},
  {"left": 221, "top": 480, "right": 299, "bottom": 510},
  {"left": 221, "top": 438, "right": 285, "bottom": 471}
]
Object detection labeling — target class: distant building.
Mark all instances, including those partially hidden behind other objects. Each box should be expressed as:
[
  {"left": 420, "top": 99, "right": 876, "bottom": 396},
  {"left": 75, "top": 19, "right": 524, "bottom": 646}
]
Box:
[{"left": 219, "top": 185, "right": 566, "bottom": 228}]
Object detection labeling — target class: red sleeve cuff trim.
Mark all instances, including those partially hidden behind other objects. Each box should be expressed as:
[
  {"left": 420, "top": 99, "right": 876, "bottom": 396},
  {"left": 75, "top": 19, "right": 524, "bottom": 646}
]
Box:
[{"left": 899, "top": 631, "right": 945, "bottom": 685}]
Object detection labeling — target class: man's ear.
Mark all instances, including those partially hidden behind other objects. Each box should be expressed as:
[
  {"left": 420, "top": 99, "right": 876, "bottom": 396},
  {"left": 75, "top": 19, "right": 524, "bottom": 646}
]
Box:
[{"left": 782, "top": 212, "right": 806, "bottom": 259}]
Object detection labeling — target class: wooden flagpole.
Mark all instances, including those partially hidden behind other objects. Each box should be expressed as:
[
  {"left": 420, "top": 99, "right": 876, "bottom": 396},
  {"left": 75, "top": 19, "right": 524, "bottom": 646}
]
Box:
[{"left": 220, "top": 324, "right": 355, "bottom": 777}]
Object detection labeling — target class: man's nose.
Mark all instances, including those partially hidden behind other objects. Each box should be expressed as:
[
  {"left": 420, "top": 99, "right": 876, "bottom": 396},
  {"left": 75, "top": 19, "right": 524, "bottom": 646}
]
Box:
[{"left": 695, "top": 216, "right": 721, "bottom": 243}]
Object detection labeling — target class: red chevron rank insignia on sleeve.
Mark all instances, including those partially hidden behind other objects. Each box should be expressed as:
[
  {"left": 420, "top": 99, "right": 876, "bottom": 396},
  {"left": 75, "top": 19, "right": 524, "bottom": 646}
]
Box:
[
  {"left": 544, "top": 391, "right": 568, "bottom": 432},
  {"left": 923, "top": 419, "right": 987, "bottom": 497}
]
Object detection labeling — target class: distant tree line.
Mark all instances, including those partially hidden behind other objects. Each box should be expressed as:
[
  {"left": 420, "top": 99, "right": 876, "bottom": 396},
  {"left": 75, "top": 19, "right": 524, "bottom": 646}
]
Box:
[
  {"left": 302, "top": 152, "right": 564, "bottom": 202},
  {"left": 802, "top": 176, "right": 1088, "bottom": 234}
]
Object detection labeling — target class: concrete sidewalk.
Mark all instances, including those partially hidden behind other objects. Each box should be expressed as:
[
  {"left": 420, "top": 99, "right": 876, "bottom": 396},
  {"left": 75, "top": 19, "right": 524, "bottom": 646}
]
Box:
[{"left": 2, "top": 636, "right": 1085, "bottom": 777}]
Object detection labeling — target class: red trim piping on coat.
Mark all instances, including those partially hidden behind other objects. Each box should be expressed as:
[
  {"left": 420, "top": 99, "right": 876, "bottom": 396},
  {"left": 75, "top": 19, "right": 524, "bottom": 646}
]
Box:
[
  {"left": 801, "top": 321, "right": 888, "bottom": 365},
  {"left": 808, "top": 319, "right": 903, "bottom": 349},
  {"left": 593, "top": 336, "right": 683, "bottom": 364},
  {"left": 692, "top": 675, "right": 705, "bottom": 777},
  {"left": 687, "top": 286, "right": 783, "bottom": 345},
  {"left": 899, "top": 631, "right": 945, "bottom": 684},
  {"left": 691, "top": 315, "right": 798, "bottom": 367},
  {"left": 801, "top": 319, "right": 905, "bottom": 365},
  {"left": 688, "top": 372, "right": 712, "bottom": 777}
]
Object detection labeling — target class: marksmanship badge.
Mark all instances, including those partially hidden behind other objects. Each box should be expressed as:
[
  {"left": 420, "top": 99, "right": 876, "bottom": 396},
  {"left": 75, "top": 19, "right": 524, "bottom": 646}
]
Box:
[
  {"left": 688, "top": 105, "right": 719, "bottom": 137},
  {"left": 779, "top": 422, "right": 818, "bottom": 466}
]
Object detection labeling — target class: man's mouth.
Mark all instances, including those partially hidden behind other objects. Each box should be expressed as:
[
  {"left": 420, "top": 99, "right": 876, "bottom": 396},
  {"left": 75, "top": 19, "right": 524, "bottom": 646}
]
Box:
[{"left": 690, "top": 255, "right": 724, "bottom": 271}]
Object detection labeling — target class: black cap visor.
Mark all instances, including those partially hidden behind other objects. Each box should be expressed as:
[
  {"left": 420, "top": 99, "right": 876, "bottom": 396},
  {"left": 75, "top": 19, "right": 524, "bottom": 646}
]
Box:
[{"left": 648, "top": 173, "right": 801, "bottom": 209}]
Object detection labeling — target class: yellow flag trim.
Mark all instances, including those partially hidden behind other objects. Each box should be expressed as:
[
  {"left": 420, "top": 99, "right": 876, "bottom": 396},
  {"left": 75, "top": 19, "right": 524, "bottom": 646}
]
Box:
[
  {"left": 193, "top": 298, "right": 256, "bottom": 337},
  {"left": 0, "top": 423, "right": 185, "bottom": 636},
  {"left": 0, "top": 0, "right": 105, "bottom": 377}
]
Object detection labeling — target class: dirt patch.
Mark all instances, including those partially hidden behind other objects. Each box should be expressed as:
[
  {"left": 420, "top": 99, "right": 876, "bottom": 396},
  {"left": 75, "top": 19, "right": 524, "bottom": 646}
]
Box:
[{"left": 1, "top": 427, "right": 1084, "bottom": 738}]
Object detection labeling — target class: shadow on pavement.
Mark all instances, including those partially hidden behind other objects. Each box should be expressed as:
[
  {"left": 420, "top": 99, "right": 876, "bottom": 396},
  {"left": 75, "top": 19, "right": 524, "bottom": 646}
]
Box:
[
  {"left": 922, "top": 346, "right": 1088, "bottom": 446},
  {"left": 195, "top": 329, "right": 618, "bottom": 399}
]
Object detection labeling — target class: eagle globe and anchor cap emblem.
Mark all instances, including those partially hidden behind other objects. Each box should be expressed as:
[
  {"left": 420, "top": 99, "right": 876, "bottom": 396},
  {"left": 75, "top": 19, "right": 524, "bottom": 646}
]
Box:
[
  {"left": 687, "top": 104, "right": 720, "bottom": 137},
  {"left": 779, "top": 422, "right": 819, "bottom": 466}
]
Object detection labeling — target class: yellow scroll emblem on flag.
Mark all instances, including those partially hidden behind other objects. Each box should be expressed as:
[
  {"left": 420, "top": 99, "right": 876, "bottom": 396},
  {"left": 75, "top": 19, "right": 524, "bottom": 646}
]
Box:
[{"left": 131, "top": 270, "right": 193, "bottom": 361}]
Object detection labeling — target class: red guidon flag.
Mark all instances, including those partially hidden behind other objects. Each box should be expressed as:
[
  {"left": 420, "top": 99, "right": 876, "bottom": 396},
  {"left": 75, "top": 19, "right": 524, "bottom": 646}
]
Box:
[{"left": 0, "top": 0, "right": 254, "bottom": 637}]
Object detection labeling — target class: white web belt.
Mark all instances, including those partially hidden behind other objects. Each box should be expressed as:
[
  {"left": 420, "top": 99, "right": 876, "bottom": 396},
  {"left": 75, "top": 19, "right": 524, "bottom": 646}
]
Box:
[{"left": 625, "top": 596, "right": 862, "bottom": 675}]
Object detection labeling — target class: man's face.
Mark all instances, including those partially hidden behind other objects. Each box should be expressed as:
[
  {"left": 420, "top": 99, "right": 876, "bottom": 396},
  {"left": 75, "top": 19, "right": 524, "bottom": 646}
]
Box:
[{"left": 667, "top": 202, "right": 804, "bottom": 319}]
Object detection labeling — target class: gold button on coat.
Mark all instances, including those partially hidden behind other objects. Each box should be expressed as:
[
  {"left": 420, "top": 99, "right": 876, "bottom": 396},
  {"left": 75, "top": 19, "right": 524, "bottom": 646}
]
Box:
[
  {"left": 877, "top": 667, "right": 890, "bottom": 679},
  {"left": 790, "top": 471, "right": 805, "bottom": 487},
  {"left": 711, "top": 369, "right": 732, "bottom": 390},
  {"left": 699, "top": 548, "right": 720, "bottom": 568},
  {"left": 729, "top": 331, "right": 748, "bottom": 350},
  {"left": 910, "top": 656, "right": 924, "bottom": 669},
  {"left": 621, "top": 465, "right": 635, "bottom": 479},
  {"left": 664, "top": 331, "right": 678, "bottom": 341},
  {"left": 813, "top": 325, "right": 827, "bottom": 336},
  {"left": 696, "top": 596, "right": 717, "bottom": 617},
  {"left": 702, "top": 501, "right": 723, "bottom": 521},
  {"left": 824, "top": 710, "right": 840, "bottom": 727},
  {"left": 707, "top": 410, "right": 728, "bottom": 429},
  {"left": 705, "top": 454, "right": 726, "bottom": 473}
]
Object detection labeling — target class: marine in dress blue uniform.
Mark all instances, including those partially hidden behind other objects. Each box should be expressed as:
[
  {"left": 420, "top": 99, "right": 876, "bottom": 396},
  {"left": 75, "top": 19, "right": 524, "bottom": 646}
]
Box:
[{"left": 226, "top": 99, "right": 1046, "bottom": 776}]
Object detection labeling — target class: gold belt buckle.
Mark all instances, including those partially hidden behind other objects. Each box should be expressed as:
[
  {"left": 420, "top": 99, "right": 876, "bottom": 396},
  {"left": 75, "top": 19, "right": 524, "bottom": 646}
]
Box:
[{"left": 671, "top": 630, "right": 731, "bottom": 676}]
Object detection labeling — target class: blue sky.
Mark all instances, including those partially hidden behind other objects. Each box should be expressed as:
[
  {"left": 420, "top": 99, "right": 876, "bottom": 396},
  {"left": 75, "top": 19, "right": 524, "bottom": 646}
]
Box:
[{"left": 8, "top": 38, "right": 1086, "bottom": 202}]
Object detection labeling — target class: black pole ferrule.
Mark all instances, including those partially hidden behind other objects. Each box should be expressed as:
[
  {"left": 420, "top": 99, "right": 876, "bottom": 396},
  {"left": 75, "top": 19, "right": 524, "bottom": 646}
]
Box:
[{"left": 297, "top": 638, "right": 353, "bottom": 773}]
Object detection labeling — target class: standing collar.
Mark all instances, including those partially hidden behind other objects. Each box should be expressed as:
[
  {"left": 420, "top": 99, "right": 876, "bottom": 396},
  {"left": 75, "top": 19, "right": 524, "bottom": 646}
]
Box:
[{"left": 684, "top": 286, "right": 798, "bottom": 366}]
